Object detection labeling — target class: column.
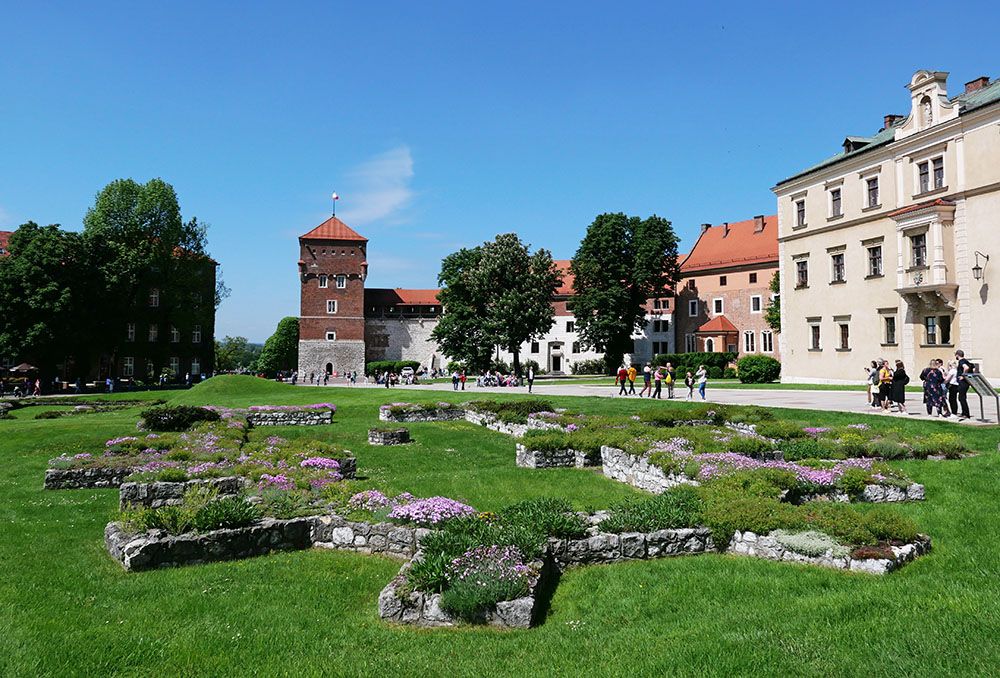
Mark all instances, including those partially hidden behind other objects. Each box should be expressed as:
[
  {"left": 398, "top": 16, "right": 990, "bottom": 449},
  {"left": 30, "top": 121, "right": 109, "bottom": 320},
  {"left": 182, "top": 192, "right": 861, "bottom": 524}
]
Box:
[{"left": 931, "top": 218, "right": 946, "bottom": 285}]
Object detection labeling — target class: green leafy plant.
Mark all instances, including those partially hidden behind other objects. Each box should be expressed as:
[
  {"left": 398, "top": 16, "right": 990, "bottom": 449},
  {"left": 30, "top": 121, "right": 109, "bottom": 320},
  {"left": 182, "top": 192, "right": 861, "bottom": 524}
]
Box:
[
  {"left": 772, "top": 529, "right": 849, "bottom": 558},
  {"left": 599, "top": 485, "right": 703, "bottom": 533},
  {"left": 140, "top": 405, "right": 220, "bottom": 432},
  {"left": 914, "top": 433, "right": 969, "bottom": 459},
  {"left": 192, "top": 495, "right": 261, "bottom": 531},
  {"left": 737, "top": 355, "right": 781, "bottom": 384}
]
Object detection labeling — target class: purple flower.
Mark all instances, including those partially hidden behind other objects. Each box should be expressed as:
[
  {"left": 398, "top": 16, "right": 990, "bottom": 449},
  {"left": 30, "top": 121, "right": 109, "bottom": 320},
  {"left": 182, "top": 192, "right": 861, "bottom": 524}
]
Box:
[
  {"left": 803, "top": 427, "right": 831, "bottom": 437},
  {"left": 566, "top": 423, "right": 579, "bottom": 432},
  {"left": 387, "top": 496, "right": 476, "bottom": 526},
  {"left": 300, "top": 457, "right": 340, "bottom": 470},
  {"left": 105, "top": 436, "right": 138, "bottom": 447},
  {"left": 258, "top": 473, "right": 295, "bottom": 491}
]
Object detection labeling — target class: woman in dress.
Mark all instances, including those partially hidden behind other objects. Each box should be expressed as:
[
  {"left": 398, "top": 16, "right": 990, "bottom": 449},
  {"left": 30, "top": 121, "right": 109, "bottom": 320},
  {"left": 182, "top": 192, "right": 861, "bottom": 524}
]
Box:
[
  {"left": 891, "top": 360, "right": 909, "bottom": 414},
  {"left": 926, "top": 359, "right": 950, "bottom": 417}
]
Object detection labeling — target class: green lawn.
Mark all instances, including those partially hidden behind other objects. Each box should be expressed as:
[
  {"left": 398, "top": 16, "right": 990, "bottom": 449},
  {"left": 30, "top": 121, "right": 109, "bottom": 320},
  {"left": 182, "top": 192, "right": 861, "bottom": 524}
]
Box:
[{"left": 2, "top": 376, "right": 999, "bottom": 676}]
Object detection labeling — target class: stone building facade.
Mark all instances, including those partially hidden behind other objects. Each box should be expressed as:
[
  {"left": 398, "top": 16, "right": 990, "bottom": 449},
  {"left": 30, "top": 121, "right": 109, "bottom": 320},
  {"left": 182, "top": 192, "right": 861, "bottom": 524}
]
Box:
[
  {"left": 674, "top": 215, "right": 780, "bottom": 360},
  {"left": 773, "top": 70, "right": 1000, "bottom": 383}
]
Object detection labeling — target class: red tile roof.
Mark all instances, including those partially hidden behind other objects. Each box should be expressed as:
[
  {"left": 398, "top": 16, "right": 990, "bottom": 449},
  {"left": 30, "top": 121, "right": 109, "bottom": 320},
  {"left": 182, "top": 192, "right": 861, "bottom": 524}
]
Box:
[
  {"left": 0, "top": 231, "right": 10, "bottom": 257},
  {"left": 887, "top": 198, "right": 955, "bottom": 218},
  {"left": 300, "top": 216, "right": 368, "bottom": 242},
  {"left": 366, "top": 288, "right": 441, "bottom": 306},
  {"left": 554, "top": 260, "right": 574, "bottom": 295},
  {"left": 697, "top": 315, "right": 739, "bottom": 334},
  {"left": 680, "top": 216, "right": 777, "bottom": 273}
]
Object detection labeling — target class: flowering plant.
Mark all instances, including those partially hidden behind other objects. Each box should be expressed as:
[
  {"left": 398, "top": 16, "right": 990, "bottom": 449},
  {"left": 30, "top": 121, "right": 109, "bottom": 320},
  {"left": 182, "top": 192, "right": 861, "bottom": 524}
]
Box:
[
  {"left": 258, "top": 473, "right": 296, "bottom": 491},
  {"left": 440, "top": 545, "right": 538, "bottom": 619},
  {"left": 387, "top": 496, "right": 476, "bottom": 526}
]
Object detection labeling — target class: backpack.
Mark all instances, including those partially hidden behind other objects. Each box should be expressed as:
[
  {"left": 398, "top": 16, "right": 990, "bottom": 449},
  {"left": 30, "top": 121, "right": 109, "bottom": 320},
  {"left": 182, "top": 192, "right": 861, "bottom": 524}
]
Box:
[{"left": 665, "top": 372, "right": 674, "bottom": 384}]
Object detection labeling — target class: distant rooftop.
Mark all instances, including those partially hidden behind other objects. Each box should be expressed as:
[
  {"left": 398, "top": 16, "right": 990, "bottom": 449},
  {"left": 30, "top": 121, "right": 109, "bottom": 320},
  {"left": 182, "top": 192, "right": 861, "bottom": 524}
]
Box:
[{"left": 300, "top": 216, "right": 368, "bottom": 242}]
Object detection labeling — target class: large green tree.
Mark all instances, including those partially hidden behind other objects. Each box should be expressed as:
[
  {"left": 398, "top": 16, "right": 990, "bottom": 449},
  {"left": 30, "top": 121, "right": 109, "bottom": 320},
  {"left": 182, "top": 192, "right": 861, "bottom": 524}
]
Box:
[
  {"left": 0, "top": 222, "right": 87, "bottom": 377},
  {"left": 569, "top": 213, "right": 680, "bottom": 372},
  {"left": 432, "top": 234, "right": 562, "bottom": 374},
  {"left": 765, "top": 271, "right": 781, "bottom": 332},
  {"left": 215, "top": 336, "right": 263, "bottom": 372},
  {"left": 256, "top": 317, "right": 299, "bottom": 375}
]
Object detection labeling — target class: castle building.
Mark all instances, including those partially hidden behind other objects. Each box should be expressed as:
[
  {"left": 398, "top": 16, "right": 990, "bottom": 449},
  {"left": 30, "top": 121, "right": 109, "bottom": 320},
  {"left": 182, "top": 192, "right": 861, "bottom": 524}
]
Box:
[
  {"left": 675, "top": 215, "right": 780, "bottom": 360},
  {"left": 773, "top": 70, "right": 1000, "bottom": 383}
]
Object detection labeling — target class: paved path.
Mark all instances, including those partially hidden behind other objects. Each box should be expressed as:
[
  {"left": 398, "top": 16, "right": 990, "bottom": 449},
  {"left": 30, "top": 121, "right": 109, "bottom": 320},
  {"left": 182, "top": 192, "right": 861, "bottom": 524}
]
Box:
[{"left": 342, "top": 380, "right": 998, "bottom": 425}]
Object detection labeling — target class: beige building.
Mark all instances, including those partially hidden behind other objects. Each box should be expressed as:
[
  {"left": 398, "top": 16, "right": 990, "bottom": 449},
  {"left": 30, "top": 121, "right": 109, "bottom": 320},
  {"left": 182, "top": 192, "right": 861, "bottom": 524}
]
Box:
[{"left": 773, "top": 70, "right": 1000, "bottom": 383}]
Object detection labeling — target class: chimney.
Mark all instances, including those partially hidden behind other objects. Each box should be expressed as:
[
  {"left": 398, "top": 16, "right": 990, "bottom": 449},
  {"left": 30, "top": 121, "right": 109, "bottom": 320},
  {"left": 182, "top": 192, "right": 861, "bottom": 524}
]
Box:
[
  {"left": 883, "top": 114, "right": 904, "bottom": 129},
  {"left": 700, "top": 223, "right": 711, "bottom": 234},
  {"left": 753, "top": 215, "right": 766, "bottom": 233},
  {"left": 722, "top": 222, "right": 730, "bottom": 237},
  {"left": 965, "top": 76, "right": 989, "bottom": 93}
]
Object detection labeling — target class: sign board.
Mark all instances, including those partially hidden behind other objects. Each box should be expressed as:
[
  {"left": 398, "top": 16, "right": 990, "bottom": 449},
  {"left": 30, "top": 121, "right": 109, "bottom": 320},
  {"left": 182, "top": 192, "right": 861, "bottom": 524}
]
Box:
[{"left": 965, "top": 373, "right": 997, "bottom": 399}]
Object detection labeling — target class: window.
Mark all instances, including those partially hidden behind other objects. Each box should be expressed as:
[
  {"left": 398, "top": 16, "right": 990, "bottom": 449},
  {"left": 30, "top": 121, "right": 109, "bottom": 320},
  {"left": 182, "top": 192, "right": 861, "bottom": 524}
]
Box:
[
  {"left": 918, "top": 161, "right": 930, "bottom": 194},
  {"left": 148, "top": 288, "right": 160, "bottom": 307},
  {"left": 751, "top": 295, "right": 762, "bottom": 313},
  {"left": 336, "top": 275, "right": 347, "bottom": 289},
  {"left": 688, "top": 300, "right": 698, "bottom": 317},
  {"left": 831, "top": 253, "right": 845, "bottom": 282},
  {"left": 761, "top": 330, "right": 774, "bottom": 353},
  {"left": 191, "top": 358, "right": 201, "bottom": 375},
  {"left": 572, "top": 341, "right": 580, "bottom": 353},
  {"left": 169, "top": 357, "right": 180, "bottom": 376},
  {"left": 868, "top": 246, "right": 883, "bottom": 277},
  {"left": 830, "top": 188, "right": 842, "bottom": 217},
  {"left": 749, "top": 273, "right": 757, "bottom": 284},
  {"left": 126, "top": 323, "right": 135, "bottom": 342},
  {"left": 932, "top": 157, "right": 944, "bottom": 189},
  {"left": 925, "top": 316, "right": 938, "bottom": 345},
  {"left": 705, "top": 338, "right": 715, "bottom": 352},
  {"left": 653, "top": 319, "right": 669, "bottom": 333},
  {"left": 839, "top": 323, "right": 850, "bottom": 350},
  {"left": 719, "top": 275, "right": 727, "bottom": 286},
  {"left": 192, "top": 325, "right": 201, "bottom": 344},
  {"left": 148, "top": 324, "right": 158, "bottom": 342},
  {"left": 796, "top": 200, "right": 806, "bottom": 227},
  {"left": 810, "top": 323, "right": 821, "bottom": 350},
  {"left": 685, "top": 334, "right": 697, "bottom": 353},
  {"left": 319, "top": 274, "right": 328, "bottom": 289},
  {"left": 866, "top": 177, "right": 880, "bottom": 207},
  {"left": 325, "top": 331, "right": 336, "bottom": 341},
  {"left": 530, "top": 341, "right": 539, "bottom": 353},
  {"left": 884, "top": 316, "right": 897, "bottom": 345},
  {"left": 713, "top": 298, "right": 724, "bottom": 315},
  {"left": 122, "top": 357, "right": 134, "bottom": 377},
  {"left": 653, "top": 299, "right": 661, "bottom": 309},
  {"left": 940, "top": 315, "right": 952, "bottom": 344},
  {"left": 686, "top": 279, "right": 696, "bottom": 291},
  {"left": 743, "top": 331, "right": 755, "bottom": 353},
  {"left": 796, "top": 260, "right": 809, "bottom": 287},
  {"left": 170, "top": 325, "right": 180, "bottom": 343},
  {"left": 327, "top": 300, "right": 338, "bottom": 314},
  {"left": 566, "top": 321, "right": 575, "bottom": 333},
  {"left": 911, "top": 234, "right": 927, "bottom": 268}
]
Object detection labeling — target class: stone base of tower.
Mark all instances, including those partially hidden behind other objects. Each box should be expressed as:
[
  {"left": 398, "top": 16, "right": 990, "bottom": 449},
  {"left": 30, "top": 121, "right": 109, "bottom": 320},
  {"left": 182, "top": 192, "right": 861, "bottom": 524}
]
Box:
[{"left": 298, "top": 340, "right": 366, "bottom": 378}]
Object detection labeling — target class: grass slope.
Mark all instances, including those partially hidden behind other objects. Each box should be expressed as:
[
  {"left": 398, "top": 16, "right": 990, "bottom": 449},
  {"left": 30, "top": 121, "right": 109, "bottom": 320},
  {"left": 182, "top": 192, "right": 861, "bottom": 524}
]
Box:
[{"left": 1, "top": 376, "right": 998, "bottom": 676}]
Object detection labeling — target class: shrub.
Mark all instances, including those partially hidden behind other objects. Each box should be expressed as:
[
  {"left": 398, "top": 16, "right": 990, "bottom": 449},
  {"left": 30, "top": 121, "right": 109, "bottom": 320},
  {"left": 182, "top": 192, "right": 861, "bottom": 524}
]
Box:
[
  {"left": 835, "top": 432, "right": 869, "bottom": 458},
  {"left": 866, "top": 439, "right": 910, "bottom": 460},
  {"left": 192, "top": 495, "right": 261, "bottom": 531},
  {"left": 34, "top": 410, "right": 67, "bottom": 420},
  {"left": 737, "top": 355, "right": 781, "bottom": 384},
  {"left": 258, "top": 488, "right": 313, "bottom": 519},
  {"left": 366, "top": 360, "right": 420, "bottom": 376},
  {"left": 723, "top": 406, "right": 775, "bottom": 424},
  {"left": 405, "top": 550, "right": 453, "bottom": 594},
  {"left": 772, "top": 530, "right": 849, "bottom": 558},
  {"left": 726, "top": 435, "right": 777, "bottom": 459},
  {"left": 779, "top": 437, "right": 829, "bottom": 461},
  {"left": 599, "top": 485, "right": 703, "bottom": 533},
  {"left": 653, "top": 352, "right": 735, "bottom": 377},
  {"left": 835, "top": 467, "right": 874, "bottom": 496},
  {"left": 570, "top": 358, "right": 608, "bottom": 375},
  {"left": 140, "top": 405, "right": 220, "bottom": 432},
  {"left": 465, "top": 399, "right": 554, "bottom": 423},
  {"left": 723, "top": 367, "right": 738, "bottom": 379},
  {"left": 700, "top": 492, "right": 802, "bottom": 546},
  {"left": 914, "top": 433, "right": 969, "bottom": 459},
  {"left": 862, "top": 506, "right": 918, "bottom": 544},
  {"left": 707, "top": 366, "right": 724, "bottom": 379},
  {"left": 439, "top": 545, "right": 535, "bottom": 620},
  {"left": 756, "top": 421, "right": 807, "bottom": 440},
  {"left": 500, "top": 497, "right": 587, "bottom": 539}
]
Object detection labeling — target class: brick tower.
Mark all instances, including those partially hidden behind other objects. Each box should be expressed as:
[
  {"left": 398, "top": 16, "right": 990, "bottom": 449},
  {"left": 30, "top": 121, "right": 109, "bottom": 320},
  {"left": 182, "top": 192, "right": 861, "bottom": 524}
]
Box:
[{"left": 297, "top": 216, "right": 368, "bottom": 376}]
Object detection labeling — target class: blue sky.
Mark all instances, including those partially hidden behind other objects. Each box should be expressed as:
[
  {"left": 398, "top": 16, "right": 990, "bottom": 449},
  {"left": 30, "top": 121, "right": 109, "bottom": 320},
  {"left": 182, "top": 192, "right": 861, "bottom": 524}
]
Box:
[{"left": 2, "top": 2, "right": 997, "bottom": 341}]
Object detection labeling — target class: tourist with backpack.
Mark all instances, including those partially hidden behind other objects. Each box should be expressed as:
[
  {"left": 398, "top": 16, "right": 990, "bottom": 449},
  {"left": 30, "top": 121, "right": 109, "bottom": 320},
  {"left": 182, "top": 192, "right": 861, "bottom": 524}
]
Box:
[
  {"left": 665, "top": 362, "right": 676, "bottom": 399},
  {"left": 877, "top": 360, "right": 894, "bottom": 411},
  {"left": 626, "top": 365, "right": 637, "bottom": 395},
  {"left": 652, "top": 366, "right": 663, "bottom": 399},
  {"left": 684, "top": 371, "right": 695, "bottom": 400},
  {"left": 639, "top": 363, "right": 652, "bottom": 397}
]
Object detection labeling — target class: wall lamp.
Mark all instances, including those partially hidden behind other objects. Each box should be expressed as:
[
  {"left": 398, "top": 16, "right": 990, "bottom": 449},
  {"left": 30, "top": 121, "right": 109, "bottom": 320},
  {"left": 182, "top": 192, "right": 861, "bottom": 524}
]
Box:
[{"left": 973, "top": 251, "right": 990, "bottom": 281}]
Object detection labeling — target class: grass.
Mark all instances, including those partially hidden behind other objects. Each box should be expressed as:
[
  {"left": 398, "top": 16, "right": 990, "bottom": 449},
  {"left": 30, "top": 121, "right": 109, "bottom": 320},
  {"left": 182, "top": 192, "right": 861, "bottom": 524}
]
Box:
[{"left": 2, "top": 375, "right": 999, "bottom": 676}]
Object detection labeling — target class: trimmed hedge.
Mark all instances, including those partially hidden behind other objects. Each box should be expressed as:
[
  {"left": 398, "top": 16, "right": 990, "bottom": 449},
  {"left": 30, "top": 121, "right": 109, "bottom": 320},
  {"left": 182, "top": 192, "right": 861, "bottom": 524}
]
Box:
[
  {"left": 653, "top": 352, "right": 735, "bottom": 379},
  {"left": 365, "top": 360, "right": 420, "bottom": 376},
  {"left": 140, "top": 405, "right": 221, "bottom": 432},
  {"left": 570, "top": 358, "right": 609, "bottom": 375},
  {"left": 737, "top": 355, "right": 781, "bottom": 384}
]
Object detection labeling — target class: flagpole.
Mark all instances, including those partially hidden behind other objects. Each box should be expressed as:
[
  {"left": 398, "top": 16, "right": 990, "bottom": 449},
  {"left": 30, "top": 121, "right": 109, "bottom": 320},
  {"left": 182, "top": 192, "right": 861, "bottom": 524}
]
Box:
[{"left": 331, "top": 192, "right": 339, "bottom": 217}]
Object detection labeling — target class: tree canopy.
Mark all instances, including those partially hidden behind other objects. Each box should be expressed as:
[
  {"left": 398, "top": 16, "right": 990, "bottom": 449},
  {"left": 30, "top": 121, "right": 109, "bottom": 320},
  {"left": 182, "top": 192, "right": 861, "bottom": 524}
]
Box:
[
  {"left": 569, "top": 213, "right": 680, "bottom": 372},
  {"left": 215, "top": 336, "right": 263, "bottom": 372},
  {"left": 256, "top": 317, "right": 299, "bottom": 375},
  {"left": 765, "top": 271, "right": 781, "bottom": 332}
]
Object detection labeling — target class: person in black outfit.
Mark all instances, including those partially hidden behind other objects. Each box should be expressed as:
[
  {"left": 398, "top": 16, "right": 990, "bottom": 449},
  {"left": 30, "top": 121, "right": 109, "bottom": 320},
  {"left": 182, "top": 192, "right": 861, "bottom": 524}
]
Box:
[
  {"left": 891, "top": 360, "right": 909, "bottom": 414},
  {"left": 955, "top": 349, "right": 973, "bottom": 419}
]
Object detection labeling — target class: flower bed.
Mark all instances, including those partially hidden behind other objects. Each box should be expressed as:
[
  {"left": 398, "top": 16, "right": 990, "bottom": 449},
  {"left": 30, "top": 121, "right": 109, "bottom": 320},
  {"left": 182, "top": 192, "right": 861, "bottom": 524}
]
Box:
[
  {"left": 728, "top": 530, "right": 931, "bottom": 574},
  {"left": 368, "top": 427, "right": 411, "bottom": 446},
  {"left": 378, "top": 402, "right": 466, "bottom": 423}
]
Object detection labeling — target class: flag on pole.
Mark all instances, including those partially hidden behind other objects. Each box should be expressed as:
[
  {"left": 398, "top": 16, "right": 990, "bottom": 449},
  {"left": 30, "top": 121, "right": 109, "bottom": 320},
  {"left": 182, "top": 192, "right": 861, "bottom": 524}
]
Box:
[{"left": 331, "top": 192, "right": 339, "bottom": 201}]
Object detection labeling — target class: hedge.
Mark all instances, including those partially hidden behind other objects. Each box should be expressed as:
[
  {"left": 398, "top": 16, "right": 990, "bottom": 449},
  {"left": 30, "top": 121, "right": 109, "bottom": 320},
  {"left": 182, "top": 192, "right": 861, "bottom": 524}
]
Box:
[
  {"left": 737, "top": 355, "right": 781, "bottom": 384},
  {"left": 652, "top": 352, "right": 735, "bottom": 378},
  {"left": 365, "top": 360, "right": 421, "bottom": 376},
  {"left": 140, "top": 405, "right": 221, "bottom": 432}
]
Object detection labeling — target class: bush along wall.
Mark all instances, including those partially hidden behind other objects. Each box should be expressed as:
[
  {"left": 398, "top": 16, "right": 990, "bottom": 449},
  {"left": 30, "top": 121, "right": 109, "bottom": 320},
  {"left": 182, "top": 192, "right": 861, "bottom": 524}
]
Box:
[
  {"left": 737, "top": 354, "right": 781, "bottom": 383},
  {"left": 653, "top": 352, "right": 736, "bottom": 379},
  {"left": 366, "top": 360, "right": 421, "bottom": 376}
]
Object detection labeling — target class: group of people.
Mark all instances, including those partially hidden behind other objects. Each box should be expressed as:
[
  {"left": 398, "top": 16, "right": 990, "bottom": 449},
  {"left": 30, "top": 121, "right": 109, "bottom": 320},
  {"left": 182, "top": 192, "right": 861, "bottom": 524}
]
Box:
[
  {"left": 615, "top": 363, "right": 710, "bottom": 400},
  {"left": 865, "top": 349, "right": 977, "bottom": 419},
  {"left": 476, "top": 370, "right": 522, "bottom": 388},
  {"left": 0, "top": 378, "right": 41, "bottom": 397}
]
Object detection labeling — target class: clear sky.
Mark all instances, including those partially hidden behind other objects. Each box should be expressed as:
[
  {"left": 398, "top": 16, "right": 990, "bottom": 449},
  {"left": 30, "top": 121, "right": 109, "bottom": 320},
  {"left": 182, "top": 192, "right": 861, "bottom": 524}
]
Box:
[{"left": 2, "top": 2, "right": 998, "bottom": 341}]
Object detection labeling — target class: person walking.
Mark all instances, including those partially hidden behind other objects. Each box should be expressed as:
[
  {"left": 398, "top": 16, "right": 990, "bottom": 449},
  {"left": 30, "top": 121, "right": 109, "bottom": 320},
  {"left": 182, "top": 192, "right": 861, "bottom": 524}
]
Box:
[
  {"left": 954, "top": 349, "right": 973, "bottom": 419},
  {"left": 944, "top": 360, "right": 960, "bottom": 417},
  {"left": 626, "top": 365, "right": 637, "bottom": 395},
  {"left": 665, "top": 362, "right": 676, "bottom": 399},
  {"left": 527, "top": 366, "right": 535, "bottom": 393},
  {"left": 639, "top": 363, "right": 652, "bottom": 398},
  {"left": 696, "top": 365, "right": 708, "bottom": 401},
  {"left": 460, "top": 371, "right": 467, "bottom": 391},
  {"left": 919, "top": 360, "right": 948, "bottom": 417},
  {"left": 865, "top": 360, "right": 880, "bottom": 408},
  {"left": 890, "top": 360, "right": 909, "bottom": 414},
  {"left": 684, "top": 371, "right": 695, "bottom": 400},
  {"left": 451, "top": 370, "right": 460, "bottom": 391},
  {"left": 617, "top": 365, "right": 629, "bottom": 396},
  {"left": 652, "top": 365, "right": 663, "bottom": 399},
  {"left": 877, "top": 360, "right": 894, "bottom": 411}
]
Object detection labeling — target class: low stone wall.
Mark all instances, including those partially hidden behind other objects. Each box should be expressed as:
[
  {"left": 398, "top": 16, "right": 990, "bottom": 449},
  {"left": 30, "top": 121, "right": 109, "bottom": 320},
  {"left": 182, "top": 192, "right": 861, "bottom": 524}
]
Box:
[
  {"left": 549, "top": 527, "right": 715, "bottom": 568},
  {"left": 464, "top": 410, "right": 563, "bottom": 438},
  {"left": 798, "top": 483, "right": 926, "bottom": 504},
  {"left": 379, "top": 409, "right": 466, "bottom": 423},
  {"left": 600, "top": 446, "right": 697, "bottom": 494},
  {"left": 104, "top": 516, "right": 316, "bottom": 571},
  {"left": 515, "top": 444, "right": 598, "bottom": 469},
  {"left": 44, "top": 466, "right": 132, "bottom": 490},
  {"left": 246, "top": 410, "right": 333, "bottom": 427},
  {"left": 312, "top": 515, "right": 429, "bottom": 559},
  {"left": 119, "top": 476, "right": 250, "bottom": 510},
  {"left": 368, "top": 428, "right": 411, "bottom": 446},
  {"left": 727, "top": 530, "right": 931, "bottom": 574},
  {"left": 377, "top": 552, "right": 554, "bottom": 629}
]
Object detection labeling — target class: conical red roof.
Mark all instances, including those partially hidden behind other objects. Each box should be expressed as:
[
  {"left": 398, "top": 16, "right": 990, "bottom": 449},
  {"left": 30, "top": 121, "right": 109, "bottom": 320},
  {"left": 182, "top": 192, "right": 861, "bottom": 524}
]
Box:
[
  {"left": 300, "top": 216, "right": 368, "bottom": 242},
  {"left": 697, "top": 315, "right": 739, "bottom": 334}
]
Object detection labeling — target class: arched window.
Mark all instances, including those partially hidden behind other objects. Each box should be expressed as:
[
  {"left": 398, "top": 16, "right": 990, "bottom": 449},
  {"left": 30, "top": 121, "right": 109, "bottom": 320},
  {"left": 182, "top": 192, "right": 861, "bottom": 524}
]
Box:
[
  {"left": 705, "top": 338, "right": 715, "bottom": 352},
  {"left": 325, "top": 363, "right": 333, "bottom": 374}
]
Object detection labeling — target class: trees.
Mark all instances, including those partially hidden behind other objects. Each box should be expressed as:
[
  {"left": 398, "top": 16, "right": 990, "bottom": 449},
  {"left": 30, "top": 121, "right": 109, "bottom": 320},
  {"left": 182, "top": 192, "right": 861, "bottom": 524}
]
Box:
[
  {"left": 432, "top": 234, "right": 562, "bottom": 374},
  {"left": 215, "top": 336, "right": 262, "bottom": 372},
  {"left": 765, "top": 271, "right": 781, "bottom": 332},
  {"left": 569, "top": 213, "right": 680, "bottom": 372},
  {"left": 257, "top": 317, "right": 299, "bottom": 375}
]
